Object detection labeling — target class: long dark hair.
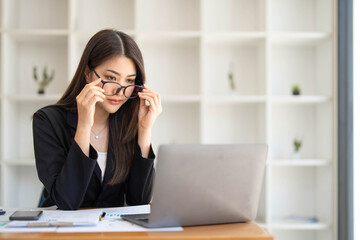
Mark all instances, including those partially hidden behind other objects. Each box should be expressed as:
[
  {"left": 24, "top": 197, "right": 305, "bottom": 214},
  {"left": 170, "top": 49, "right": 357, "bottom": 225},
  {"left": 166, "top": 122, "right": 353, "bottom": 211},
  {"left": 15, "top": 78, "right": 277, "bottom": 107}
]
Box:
[{"left": 56, "top": 29, "right": 145, "bottom": 185}]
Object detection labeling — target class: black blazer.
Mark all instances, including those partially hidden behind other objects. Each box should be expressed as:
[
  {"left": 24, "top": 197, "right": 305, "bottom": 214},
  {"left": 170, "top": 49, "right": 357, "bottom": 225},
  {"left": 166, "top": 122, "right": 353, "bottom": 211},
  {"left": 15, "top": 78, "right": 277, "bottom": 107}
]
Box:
[{"left": 33, "top": 106, "right": 155, "bottom": 210}]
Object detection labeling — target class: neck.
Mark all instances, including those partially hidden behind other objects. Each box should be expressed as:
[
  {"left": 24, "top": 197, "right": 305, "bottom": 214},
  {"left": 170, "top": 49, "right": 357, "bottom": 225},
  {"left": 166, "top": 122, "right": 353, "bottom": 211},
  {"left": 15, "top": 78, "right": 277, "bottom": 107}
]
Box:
[{"left": 93, "top": 105, "right": 109, "bottom": 128}]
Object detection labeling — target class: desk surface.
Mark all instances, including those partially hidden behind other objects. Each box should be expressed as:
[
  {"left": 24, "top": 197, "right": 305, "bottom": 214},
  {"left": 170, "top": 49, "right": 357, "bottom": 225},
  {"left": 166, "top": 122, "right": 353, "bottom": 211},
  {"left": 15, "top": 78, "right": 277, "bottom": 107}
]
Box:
[{"left": 0, "top": 222, "right": 273, "bottom": 240}]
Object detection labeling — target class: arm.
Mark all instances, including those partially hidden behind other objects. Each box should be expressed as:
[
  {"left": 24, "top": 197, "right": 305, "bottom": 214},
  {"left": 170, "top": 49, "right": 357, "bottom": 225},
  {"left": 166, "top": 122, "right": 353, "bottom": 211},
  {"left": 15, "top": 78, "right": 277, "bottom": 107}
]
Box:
[
  {"left": 125, "top": 85, "right": 160, "bottom": 205},
  {"left": 125, "top": 144, "right": 155, "bottom": 205},
  {"left": 137, "top": 85, "right": 162, "bottom": 158},
  {"left": 33, "top": 110, "right": 98, "bottom": 210}
]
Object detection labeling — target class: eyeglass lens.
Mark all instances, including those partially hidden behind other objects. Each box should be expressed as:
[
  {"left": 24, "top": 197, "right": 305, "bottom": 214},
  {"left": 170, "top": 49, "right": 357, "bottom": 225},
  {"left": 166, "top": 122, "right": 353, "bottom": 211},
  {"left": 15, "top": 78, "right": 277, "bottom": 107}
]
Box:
[{"left": 103, "top": 82, "right": 143, "bottom": 98}]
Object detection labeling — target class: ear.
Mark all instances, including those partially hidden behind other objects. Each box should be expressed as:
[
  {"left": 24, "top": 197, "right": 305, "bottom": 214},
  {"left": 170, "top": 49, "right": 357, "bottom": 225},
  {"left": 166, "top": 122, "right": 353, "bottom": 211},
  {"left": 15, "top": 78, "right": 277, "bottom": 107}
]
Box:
[{"left": 84, "top": 66, "right": 92, "bottom": 84}]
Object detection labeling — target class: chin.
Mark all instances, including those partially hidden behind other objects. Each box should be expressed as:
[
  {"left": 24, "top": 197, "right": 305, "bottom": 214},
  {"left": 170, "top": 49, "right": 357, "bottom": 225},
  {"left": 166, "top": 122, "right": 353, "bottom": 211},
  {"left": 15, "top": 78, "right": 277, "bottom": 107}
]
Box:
[{"left": 105, "top": 104, "right": 124, "bottom": 114}]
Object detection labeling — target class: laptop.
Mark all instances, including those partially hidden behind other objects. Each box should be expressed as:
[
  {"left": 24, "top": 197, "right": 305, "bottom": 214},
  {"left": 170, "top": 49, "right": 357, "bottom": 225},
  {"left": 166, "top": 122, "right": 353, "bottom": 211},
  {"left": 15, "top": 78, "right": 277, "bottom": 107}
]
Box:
[{"left": 122, "top": 144, "right": 268, "bottom": 228}]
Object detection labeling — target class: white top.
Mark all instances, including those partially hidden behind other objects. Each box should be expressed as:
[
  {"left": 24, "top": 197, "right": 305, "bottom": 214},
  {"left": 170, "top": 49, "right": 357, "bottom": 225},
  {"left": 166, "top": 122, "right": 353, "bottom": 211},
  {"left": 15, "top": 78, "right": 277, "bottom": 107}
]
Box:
[{"left": 97, "top": 152, "right": 107, "bottom": 182}]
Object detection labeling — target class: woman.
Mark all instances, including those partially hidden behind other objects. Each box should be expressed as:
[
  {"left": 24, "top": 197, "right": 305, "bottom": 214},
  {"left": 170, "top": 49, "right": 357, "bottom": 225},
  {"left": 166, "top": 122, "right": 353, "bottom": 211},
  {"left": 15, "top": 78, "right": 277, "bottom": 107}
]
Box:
[{"left": 33, "top": 29, "right": 162, "bottom": 210}]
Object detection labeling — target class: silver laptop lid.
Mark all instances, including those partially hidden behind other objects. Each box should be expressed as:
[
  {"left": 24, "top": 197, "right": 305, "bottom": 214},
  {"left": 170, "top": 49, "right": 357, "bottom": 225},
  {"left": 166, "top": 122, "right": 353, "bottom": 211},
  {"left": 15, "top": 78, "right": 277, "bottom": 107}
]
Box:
[{"left": 149, "top": 144, "right": 268, "bottom": 227}]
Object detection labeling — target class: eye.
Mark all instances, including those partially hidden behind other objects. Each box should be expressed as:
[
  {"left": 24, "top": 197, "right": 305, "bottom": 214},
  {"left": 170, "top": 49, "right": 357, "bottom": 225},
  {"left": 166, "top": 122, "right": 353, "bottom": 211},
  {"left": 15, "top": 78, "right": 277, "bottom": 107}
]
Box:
[
  {"left": 105, "top": 75, "right": 116, "bottom": 81},
  {"left": 127, "top": 79, "right": 136, "bottom": 84}
]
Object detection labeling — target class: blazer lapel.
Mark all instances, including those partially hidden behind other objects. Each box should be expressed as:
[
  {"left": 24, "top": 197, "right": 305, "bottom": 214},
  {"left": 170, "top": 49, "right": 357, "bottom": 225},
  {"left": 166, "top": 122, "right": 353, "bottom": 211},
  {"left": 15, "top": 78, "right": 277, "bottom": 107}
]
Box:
[
  {"left": 66, "top": 111, "right": 102, "bottom": 183},
  {"left": 102, "top": 136, "right": 113, "bottom": 188},
  {"left": 94, "top": 163, "right": 102, "bottom": 183},
  {"left": 66, "top": 111, "right": 78, "bottom": 131}
]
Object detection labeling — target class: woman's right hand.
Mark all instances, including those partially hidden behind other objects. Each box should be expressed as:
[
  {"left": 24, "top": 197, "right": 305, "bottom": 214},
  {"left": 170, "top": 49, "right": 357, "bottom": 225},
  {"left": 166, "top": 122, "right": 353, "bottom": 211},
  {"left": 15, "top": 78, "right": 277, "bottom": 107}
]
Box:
[{"left": 76, "top": 78, "right": 105, "bottom": 129}]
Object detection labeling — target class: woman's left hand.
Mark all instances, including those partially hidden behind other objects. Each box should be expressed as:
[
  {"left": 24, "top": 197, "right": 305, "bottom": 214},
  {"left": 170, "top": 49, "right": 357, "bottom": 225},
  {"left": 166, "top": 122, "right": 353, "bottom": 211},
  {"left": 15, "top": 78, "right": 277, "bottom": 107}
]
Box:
[{"left": 138, "top": 85, "right": 162, "bottom": 131}]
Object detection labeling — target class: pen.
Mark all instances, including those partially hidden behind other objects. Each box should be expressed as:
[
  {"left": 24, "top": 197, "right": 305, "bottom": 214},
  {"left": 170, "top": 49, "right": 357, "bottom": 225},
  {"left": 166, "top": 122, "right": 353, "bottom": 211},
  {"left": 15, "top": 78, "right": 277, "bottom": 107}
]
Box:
[
  {"left": 99, "top": 212, "right": 106, "bottom": 221},
  {"left": 27, "top": 222, "right": 73, "bottom": 227}
]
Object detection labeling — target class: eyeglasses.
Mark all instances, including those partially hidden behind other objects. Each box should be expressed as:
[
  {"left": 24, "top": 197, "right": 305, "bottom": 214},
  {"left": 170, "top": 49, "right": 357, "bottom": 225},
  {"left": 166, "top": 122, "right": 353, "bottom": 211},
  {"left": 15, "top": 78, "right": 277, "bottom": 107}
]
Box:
[{"left": 93, "top": 69, "right": 144, "bottom": 99}]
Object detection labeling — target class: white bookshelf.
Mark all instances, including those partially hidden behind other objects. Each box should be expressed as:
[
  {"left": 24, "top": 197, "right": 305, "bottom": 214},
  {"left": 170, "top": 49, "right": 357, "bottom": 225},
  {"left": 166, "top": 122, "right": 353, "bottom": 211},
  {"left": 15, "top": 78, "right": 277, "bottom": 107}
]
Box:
[{"left": 0, "top": 0, "right": 337, "bottom": 239}]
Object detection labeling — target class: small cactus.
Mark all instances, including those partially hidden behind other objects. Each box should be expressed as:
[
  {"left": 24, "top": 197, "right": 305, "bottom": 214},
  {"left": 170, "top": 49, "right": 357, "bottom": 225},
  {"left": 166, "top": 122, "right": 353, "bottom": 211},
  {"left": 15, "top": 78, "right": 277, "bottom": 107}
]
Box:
[
  {"left": 228, "top": 62, "right": 236, "bottom": 91},
  {"left": 33, "top": 66, "right": 55, "bottom": 94},
  {"left": 294, "top": 139, "right": 302, "bottom": 152},
  {"left": 292, "top": 84, "right": 301, "bottom": 95}
]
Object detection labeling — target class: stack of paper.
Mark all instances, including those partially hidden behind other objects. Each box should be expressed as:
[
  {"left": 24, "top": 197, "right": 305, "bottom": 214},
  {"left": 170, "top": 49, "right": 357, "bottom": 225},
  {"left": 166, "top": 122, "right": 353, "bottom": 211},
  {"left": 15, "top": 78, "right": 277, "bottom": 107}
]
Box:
[
  {"left": 0, "top": 205, "right": 183, "bottom": 232},
  {"left": 7, "top": 209, "right": 103, "bottom": 227}
]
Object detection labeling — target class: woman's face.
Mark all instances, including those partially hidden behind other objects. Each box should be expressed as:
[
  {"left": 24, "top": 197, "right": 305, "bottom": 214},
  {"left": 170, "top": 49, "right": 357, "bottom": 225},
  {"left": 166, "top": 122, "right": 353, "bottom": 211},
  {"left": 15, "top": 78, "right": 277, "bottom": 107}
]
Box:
[{"left": 89, "top": 56, "right": 137, "bottom": 114}]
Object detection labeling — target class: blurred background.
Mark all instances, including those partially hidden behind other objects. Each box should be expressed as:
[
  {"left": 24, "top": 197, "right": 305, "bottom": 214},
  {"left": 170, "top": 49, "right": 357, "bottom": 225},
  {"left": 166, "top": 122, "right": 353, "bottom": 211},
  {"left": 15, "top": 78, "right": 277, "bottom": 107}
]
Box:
[{"left": 0, "top": 0, "right": 356, "bottom": 240}]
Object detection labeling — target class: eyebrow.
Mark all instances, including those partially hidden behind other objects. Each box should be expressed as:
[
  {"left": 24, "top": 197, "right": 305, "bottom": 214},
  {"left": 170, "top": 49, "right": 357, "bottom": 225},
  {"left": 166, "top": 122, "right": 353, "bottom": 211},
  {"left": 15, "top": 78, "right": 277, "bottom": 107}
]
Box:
[{"left": 106, "top": 69, "right": 136, "bottom": 77}]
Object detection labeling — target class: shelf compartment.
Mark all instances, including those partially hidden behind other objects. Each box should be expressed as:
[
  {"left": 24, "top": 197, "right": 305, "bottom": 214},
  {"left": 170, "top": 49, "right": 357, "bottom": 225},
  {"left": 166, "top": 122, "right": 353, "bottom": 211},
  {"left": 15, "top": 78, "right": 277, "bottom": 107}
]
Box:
[
  {"left": 137, "top": 0, "right": 200, "bottom": 31},
  {"left": 271, "top": 229, "right": 332, "bottom": 240},
  {"left": 1, "top": 165, "right": 42, "bottom": 207},
  {"left": 269, "top": 159, "right": 331, "bottom": 167},
  {"left": 270, "top": 103, "right": 333, "bottom": 160},
  {"left": 269, "top": 38, "right": 332, "bottom": 96},
  {"left": 203, "top": 0, "right": 266, "bottom": 32},
  {"left": 2, "top": 33, "right": 68, "bottom": 95},
  {"left": 139, "top": 36, "right": 200, "bottom": 96},
  {"left": 271, "top": 167, "right": 333, "bottom": 227},
  {"left": 204, "top": 32, "right": 266, "bottom": 43},
  {"left": 1, "top": 100, "right": 56, "bottom": 161},
  {"left": 3, "top": 0, "right": 68, "bottom": 30},
  {"left": 152, "top": 102, "right": 200, "bottom": 153},
  {"left": 268, "top": 0, "right": 332, "bottom": 32},
  {"left": 161, "top": 95, "right": 201, "bottom": 103},
  {"left": 4, "top": 94, "right": 61, "bottom": 102},
  {"left": 203, "top": 102, "right": 266, "bottom": 144},
  {"left": 203, "top": 38, "right": 266, "bottom": 96},
  {"left": 4, "top": 159, "right": 35, "bottom": 166},
  {"left": 205, "top": 95, "right": 266, "bottom": 103},
  {"left": 73, "top": 0, "right": 135, "bottom": 31},
  {"left": 5, "top": 29, "right": 69, "bottom": 36},
  {"left": 270, "top": 96, "right": 331, "bottom": 104},
  {"left": 271, "top": 222, "right": 330, "bottom": 230},
  {"left": 269, "top": 32, "right": 332, "bottom": 43}
]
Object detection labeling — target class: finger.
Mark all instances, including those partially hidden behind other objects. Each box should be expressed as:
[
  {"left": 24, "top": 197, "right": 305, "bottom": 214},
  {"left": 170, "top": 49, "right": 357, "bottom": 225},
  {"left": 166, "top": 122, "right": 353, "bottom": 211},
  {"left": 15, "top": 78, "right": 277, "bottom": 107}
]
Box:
[
  {"left": 89, "top": 77, "right": 102, "bottom": 86},
  {"left": 89, "top": 86, "right": 105, "bottom": 95},
  {"left": 139, "top": 92, "right": 160, "bottom": 109},
  {"left": 156, "top": 92, "right": 161, "bottom": 103},
  {"left": 79, "top": 84, "right": 104, "bottom": 101},
  {"left": 139, "top": 94, "right": 146, "bottom": 108},
  {"left": 142, "top": 88, "right": 160, "bottom": 102},
  {"left": 139, "top": 94, "right": 157, "bottom": 112},
  {"left": 89, "top": 95, "right": 104, "bottom": 106},
  {"left": 156, "top": 93, "right": 162, "bottom": 113},
  {"left": 84, "top": 89, "right": 105, "bottom": 104}
]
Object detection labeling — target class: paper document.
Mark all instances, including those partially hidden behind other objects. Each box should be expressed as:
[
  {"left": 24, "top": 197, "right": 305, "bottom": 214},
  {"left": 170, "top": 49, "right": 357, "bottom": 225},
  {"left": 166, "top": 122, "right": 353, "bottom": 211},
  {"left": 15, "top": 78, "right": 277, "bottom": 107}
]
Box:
[
  {"left": 0, "top": 205, "right": 183, "bottom": 232},
  {"left": 56, "top": 205, "right": 182, "bottom": 232},
  {"left": 103, "top": 204, "right": 151, "bottom": 219},
  {"left": 6, "top": 209, "right": 102, "bottom": 227}
]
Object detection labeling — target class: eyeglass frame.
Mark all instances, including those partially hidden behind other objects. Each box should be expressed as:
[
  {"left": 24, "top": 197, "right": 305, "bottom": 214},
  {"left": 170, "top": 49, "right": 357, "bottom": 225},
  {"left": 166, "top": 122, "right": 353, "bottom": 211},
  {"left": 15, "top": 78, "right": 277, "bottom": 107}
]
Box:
[{"left": 91, "top": 68, "right": 144, "bottom": 99}]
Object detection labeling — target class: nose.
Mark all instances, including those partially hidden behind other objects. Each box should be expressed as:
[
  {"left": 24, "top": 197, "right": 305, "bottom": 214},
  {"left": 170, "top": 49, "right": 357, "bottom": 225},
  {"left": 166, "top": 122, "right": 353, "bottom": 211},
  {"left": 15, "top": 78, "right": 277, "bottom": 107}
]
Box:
[{"left": 115, "top": 87, "right": 125, "bottom": 96}]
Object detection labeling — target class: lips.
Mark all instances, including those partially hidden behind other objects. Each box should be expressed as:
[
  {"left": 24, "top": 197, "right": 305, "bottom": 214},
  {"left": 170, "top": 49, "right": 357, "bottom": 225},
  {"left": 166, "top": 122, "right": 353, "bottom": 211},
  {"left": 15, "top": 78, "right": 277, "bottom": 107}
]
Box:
[{"left": 107, "top": 99, "right": 123, "bottom": 105}]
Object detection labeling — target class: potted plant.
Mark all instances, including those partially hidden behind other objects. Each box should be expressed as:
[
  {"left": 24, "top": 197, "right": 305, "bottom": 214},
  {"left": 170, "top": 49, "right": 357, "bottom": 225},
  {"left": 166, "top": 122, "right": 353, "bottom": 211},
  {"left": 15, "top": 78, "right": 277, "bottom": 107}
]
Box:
[
  {"left": 293, "top": 138, "right": 302, "bottom": 159},
  {"left": 228, "top": 62, "right": 236, "bottom": 94},
  {"left": 292, "top": 84, "right": 301, "bottom": 95},
  {"left": 33, "top": 66, "right": 55, "bottom": 94}
]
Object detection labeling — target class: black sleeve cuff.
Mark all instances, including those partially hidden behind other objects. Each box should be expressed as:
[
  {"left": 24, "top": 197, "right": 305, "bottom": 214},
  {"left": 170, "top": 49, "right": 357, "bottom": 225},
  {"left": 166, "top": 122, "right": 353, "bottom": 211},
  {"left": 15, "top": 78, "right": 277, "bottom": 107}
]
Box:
[{"left": 135, "top": 143, "right": 155, "bottom": 160}]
